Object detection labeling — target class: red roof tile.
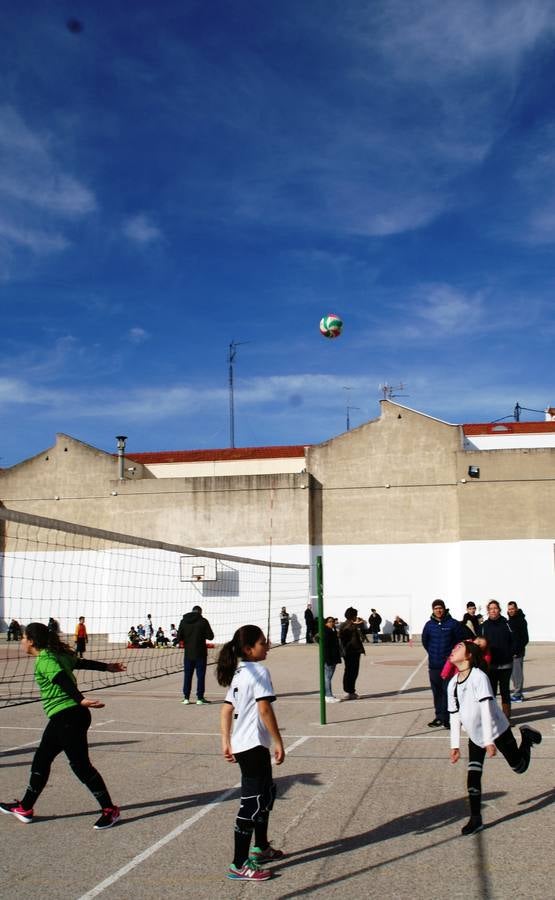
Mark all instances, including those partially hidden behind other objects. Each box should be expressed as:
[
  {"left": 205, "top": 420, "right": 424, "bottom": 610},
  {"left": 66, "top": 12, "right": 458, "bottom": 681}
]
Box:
[
  {"left": 125, "top": 445, "right": 309, "bottom": 464},
  {"left": 463, "top": 422, "right": 555, "bottom": 435}
]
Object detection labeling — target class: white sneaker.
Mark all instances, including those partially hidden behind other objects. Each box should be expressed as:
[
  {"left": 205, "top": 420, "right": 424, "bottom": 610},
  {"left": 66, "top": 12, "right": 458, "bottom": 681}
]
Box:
[{"left": 325, "top": 696, "right": 340, "bottom": 703}]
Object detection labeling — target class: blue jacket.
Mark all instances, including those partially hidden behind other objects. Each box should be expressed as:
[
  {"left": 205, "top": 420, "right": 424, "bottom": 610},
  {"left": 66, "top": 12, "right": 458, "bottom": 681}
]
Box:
[{"left": 421, "top": 613, "right": 465, "bottom": 669}]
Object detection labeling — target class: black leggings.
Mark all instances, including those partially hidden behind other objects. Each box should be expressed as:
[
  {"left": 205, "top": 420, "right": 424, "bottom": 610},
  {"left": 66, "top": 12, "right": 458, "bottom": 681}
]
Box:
[
  {"left": 232, "top": 746, "right": 275, "bottom": 867},
  {"left": 489, "top": 667, "right": 512, "bottom": 704},
  {"left": 21, "top": 705, "right": 112, "bottom": 811},
  {"left": 343, "top": 652, "right": 361, "bottom": 694},
  {"left": 466, "top": 727, "right": 529, "bottom": 816}
]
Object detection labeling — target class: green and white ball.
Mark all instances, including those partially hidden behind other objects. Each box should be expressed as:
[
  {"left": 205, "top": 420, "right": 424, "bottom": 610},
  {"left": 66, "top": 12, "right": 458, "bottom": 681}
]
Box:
[{"left": 319, "top": 313, "right": 343, "bottom": 339}]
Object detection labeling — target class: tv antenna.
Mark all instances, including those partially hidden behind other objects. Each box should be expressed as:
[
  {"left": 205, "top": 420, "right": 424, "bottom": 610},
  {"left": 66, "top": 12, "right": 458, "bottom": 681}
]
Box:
[
  {"left": 228, "top": 340, "right": 250, "bottom": 448},
  {"left": 343, "top": 386, "right": 360, "bottom": 431},
  {"left": 379, "top": 382, "right": 408, "bottom": 401}
]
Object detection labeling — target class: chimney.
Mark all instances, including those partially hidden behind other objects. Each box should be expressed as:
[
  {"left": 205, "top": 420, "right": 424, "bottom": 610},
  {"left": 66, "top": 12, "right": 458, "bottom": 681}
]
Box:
[{"left": 115, "top": 435, "right": 128, "bottom": 480}]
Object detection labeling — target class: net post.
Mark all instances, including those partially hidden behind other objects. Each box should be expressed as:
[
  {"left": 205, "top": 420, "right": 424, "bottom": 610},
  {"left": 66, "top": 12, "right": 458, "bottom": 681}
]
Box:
[{"left": 316, "top": 555, "right": 326, "bottom": 725}]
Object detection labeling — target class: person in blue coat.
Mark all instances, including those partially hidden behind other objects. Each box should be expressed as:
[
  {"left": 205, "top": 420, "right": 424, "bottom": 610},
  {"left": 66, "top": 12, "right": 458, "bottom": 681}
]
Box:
[{"left": 422, "top": 599, "right": 466, "bottom": 728}]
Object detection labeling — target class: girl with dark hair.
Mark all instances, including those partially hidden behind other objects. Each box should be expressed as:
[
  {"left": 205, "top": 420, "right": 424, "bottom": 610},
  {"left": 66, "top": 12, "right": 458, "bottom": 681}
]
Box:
[
  {"left": 447, "top": 639, "right": 542, "bottom": 836},
  {"left": 217, "top": 625, "right": 285, "bottom": 882},
  {"left": 0, "top": 622, "right": 125, "bottom": 829}
]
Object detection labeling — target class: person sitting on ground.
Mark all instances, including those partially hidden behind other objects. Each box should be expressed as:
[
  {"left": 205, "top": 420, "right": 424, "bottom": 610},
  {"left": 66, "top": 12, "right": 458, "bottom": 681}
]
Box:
[
  {"left": 7, "top": 619, "right": 22, "bottom": 641},
  {"left": 156, "top": 627, "right": 170, "bottom": 647},
  {"left": 170, "top": 624, "right": 179, "bottom": 646},
  {"left": 392, "top": 615, "right": 408, "bottom": 642}
]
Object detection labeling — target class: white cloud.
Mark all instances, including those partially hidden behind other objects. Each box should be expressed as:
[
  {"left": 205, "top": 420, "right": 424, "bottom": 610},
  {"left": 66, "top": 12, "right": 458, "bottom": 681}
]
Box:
[
  {"left": 0, "top": 105, "right": 97, "bottom": 270},
  {"left": 122, "top": 214, "right": 162, "bottom": 245},
  {"left": 128, "top": 327, "right": 149, "bottom": 344}
]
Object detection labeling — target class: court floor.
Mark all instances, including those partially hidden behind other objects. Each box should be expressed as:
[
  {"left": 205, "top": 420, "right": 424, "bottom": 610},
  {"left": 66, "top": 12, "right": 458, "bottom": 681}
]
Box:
[{"left": 0, "top": 642, "right": 553, "bottom": 899}]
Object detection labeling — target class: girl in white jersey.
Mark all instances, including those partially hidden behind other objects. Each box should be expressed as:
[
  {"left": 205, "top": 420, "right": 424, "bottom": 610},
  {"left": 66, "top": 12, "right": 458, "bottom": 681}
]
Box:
[
  {"left": 448, "top": 640, "right": 542, "bottom": 836},
  {"left": 216, "top": 625, "right": 285, "bottom": 882}
]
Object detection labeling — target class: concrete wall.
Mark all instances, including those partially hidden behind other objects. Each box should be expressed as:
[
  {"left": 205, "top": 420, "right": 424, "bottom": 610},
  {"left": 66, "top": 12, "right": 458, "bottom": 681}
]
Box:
[{"left": 1, "top": 403, "right": 554, "bottom": 640}]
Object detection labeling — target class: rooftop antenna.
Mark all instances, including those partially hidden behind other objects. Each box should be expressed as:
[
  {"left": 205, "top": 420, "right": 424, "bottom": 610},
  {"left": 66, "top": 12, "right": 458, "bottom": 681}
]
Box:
[
  {"left": 343, "top": 386, "right": 360, "bottom": 431},
  {"left": 228, "top": 340, "right": 249, "bottom": 448},
  {"left": 379, "top": 382, "right": 408, "bottom": 401},
  {"left": 491, "top": 402, "right": 546, "bottom": 424}
]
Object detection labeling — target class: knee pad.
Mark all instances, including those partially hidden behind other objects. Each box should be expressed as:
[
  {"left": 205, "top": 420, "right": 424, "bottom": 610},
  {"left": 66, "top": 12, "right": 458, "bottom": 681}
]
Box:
[{"left": 237, "top": 793, "right": 264, "bottom": 823}]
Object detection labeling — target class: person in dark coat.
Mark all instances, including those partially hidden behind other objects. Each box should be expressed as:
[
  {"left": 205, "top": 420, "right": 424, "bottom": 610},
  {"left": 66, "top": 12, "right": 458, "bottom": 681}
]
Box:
[
  {"left": 421, "top": 599, "right": 466, "bottom": 728},
  {"left": 339, "top": 607, "right": 365, "bottom": 699},
  {"left": 506, "top": 602, "right": 529, "bottom": 703},
  {"left": 177, "top": 605, "right": 214, "bottom": 705},
  {"left": 461, "top": 602, "right": 481, "bottom": 637},
  {"left": 368, "top": 609, "right": 382, "bottom": 644},
  {"left": 323, "top": 617, "right": 342, "bottom": 702},
  {"left": 304, "top": 603, "right": 315, "bottom": 644},
  {"left": 481, "top": 600, "right": 515, "bottom": 722}
]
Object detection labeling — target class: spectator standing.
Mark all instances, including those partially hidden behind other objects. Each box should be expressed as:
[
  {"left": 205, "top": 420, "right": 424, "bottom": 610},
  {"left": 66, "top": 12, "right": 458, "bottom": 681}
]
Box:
[
  {"left": 145, "top": 614, "right": 154, "bottom": 644},
  {"left": 339, "top": 607, "right": 365, "bottom": 700},
  {"left": 421, "top": 599, "right": 465, "bottom": 728},
  {"left": 461, "top": 602, "right": 481, "bottom": 637},
  {"left": 507, "top": 602, "right": 529, "bottom": 702},
  {"left": 304, "top": 604, "right": 316, "bottom": 643},
  {"left": 481, "top": 600, "right": 515, "bottom": 722},
  {"left": 368, "top": 609, "right": 382, "bottom": 644},
  {"left": 280, "top": 607, "right": 290, "bottom": 645},
  {"left": 323, "top": 617, "right": 342, "bottom": 702},
  {"left": 177, "top": 605, "right": 214, "bottom": 705},
  {"left": 74, "top": 617, "right": 88, "bottom": 658}
]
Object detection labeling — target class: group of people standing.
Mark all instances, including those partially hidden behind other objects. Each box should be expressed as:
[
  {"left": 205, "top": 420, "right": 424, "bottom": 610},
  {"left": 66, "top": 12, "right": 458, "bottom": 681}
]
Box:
[{"left": 422, "top": 598, "right": 529, "bottom": 730}]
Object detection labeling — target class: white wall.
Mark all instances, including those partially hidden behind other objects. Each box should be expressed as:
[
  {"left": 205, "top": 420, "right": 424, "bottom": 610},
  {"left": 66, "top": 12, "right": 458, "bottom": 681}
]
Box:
[{"left": 312, "top": 539, "right": 554, "bottom": 641}]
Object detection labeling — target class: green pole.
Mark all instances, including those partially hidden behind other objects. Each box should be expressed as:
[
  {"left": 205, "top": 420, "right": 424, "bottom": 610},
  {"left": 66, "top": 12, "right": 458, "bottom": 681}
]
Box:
[{"left": 316, "top": 555, "right": 326, "bottom": 725}]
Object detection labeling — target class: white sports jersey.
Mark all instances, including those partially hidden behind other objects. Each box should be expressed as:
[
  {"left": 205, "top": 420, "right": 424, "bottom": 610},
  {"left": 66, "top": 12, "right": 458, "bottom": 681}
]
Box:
[
  {"left": 225, "top": 661, "right": 276, "bottom": 754},
  {"left": 447, "top": 667, "right": 509, "bottom": 748}
]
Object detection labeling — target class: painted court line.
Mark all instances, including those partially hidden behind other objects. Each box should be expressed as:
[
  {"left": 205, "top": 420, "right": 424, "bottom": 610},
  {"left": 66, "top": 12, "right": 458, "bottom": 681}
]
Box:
[
  {"left": 398, "top": 655, "right": 428, "bottom": 693},
  {"left": 0, "top": 738, "right": 40, "bottom": 754},
  {"left": 77, "top": 736, "right": 310, "bottom": 900}
]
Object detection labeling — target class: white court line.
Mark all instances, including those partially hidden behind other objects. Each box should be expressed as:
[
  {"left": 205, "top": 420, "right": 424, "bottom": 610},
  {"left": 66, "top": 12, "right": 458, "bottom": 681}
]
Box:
[
  {"left": 398, "top": 654, "right": 428, "bottom": 693},
  {"left": 77, "top": 736, "right": 310, "bottom": 900},
  {"left": 0, "top": 738, "right": 40, "bottom": 754}
]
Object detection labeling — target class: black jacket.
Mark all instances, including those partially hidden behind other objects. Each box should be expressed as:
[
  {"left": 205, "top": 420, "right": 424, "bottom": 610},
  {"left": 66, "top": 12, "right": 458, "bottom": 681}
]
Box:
[
  {"left": 507, "top": 609, "right": 529, "bottom": 657},
  {"left": 481, "top": 616, "right": 514, "bottom": 666},
  {"left": 323, "top": 626, "right": 342, "bottom": 666},
  {"left": 177, "top": 611, "right": 214, "bottom": 659}
]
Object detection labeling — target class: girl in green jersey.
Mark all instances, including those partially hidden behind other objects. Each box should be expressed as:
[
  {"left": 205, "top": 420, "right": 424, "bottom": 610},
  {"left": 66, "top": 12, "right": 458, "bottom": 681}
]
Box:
[{"left": 0, "top": 622, "right": 125, "bottom": 829}]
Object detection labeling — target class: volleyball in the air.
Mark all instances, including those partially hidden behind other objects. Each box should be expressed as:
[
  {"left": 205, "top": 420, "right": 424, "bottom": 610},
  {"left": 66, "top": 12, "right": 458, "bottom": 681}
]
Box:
[{"left": 319, "top": 313, "right": 343, "bottom": 339}]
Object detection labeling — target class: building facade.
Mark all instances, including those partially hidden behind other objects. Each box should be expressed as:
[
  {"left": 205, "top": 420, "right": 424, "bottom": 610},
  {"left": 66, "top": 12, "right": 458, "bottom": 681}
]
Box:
[{"left": 1, "top": 401, "right": 554, "bottom": 639}]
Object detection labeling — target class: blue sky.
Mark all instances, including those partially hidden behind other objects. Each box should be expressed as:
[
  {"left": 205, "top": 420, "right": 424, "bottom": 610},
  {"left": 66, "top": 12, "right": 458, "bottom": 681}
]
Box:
[{"left": 2, "top": 1, "right": 555, "bottom": 466}]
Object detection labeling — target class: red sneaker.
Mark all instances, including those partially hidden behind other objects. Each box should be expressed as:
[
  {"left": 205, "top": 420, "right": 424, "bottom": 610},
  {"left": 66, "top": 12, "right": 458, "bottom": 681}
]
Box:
[{"left": 0, "top": 801, "right": 34, "bottom": 823}]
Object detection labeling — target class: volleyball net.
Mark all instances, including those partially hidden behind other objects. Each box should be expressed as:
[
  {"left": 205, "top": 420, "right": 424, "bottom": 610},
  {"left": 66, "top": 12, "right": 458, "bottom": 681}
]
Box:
[{"left": 0, "top": 506, "right": 310, "bottom": 707}]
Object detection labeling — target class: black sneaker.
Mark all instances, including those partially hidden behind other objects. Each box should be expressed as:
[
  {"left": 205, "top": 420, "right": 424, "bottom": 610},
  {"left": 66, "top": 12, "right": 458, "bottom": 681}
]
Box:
[
  {"left": 520, "top": 725, "right": 542, "bottom": 746},
  {"left": 94, "top": 806, "right": 120, "bottom": 830},
  {"left": 427, "top": 718, "right": 443, "bottom": 728},
  {"left": 461, "top": 817, "right": 483, "bottom": 836}
]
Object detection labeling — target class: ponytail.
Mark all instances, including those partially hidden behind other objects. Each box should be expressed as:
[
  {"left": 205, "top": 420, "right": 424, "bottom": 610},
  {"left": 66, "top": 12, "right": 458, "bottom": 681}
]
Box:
[
  {"left": 216, "top": 624, "right": 264, "bottom": 686},
  {"left": 24, "top": 622, "right": 74, "bottom": 658}
]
